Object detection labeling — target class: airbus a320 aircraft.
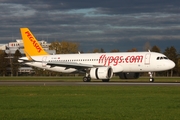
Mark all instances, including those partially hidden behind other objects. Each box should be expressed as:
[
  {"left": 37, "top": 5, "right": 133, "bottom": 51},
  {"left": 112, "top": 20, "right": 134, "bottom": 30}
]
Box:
[{"left": 18, "top": 28, "right": 175, "bottom": 82}]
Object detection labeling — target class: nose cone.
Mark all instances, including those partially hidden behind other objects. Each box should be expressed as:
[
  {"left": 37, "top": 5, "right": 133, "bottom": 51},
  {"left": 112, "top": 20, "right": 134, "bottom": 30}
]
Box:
[{"left": 169, "top": 60, "right": 175, "bottom": 69}]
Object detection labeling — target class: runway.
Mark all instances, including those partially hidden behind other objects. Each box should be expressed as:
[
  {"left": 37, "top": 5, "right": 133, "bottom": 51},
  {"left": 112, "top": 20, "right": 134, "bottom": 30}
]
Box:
[{"left": 0, "top": 81, "right": 180, "bottom": 86}]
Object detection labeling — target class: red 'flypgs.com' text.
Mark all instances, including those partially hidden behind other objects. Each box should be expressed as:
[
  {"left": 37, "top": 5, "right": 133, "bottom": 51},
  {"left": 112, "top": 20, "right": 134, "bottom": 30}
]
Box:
[{"left": 99, "top": 55, "right": 143, "bottom": 66}]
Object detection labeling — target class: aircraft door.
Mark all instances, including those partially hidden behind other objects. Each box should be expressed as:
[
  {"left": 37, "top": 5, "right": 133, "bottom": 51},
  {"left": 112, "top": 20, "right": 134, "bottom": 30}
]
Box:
[
  {"left": 145, "top": 53, "right": 151, "bottom": 65},
  {"left": 42, "top": 56, "right": 47, "bottom": 67}
]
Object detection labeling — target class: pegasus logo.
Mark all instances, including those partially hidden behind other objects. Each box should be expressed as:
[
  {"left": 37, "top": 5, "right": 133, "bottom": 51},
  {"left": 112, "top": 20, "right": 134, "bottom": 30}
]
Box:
[{"left": 25, "top": 31, "right": 42, "bottom": 53}]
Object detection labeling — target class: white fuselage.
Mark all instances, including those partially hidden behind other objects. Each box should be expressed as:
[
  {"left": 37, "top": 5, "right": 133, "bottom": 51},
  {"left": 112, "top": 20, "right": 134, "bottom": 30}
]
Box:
[{"left": 19, "top": 52, "right": 175, "bottom": 73}]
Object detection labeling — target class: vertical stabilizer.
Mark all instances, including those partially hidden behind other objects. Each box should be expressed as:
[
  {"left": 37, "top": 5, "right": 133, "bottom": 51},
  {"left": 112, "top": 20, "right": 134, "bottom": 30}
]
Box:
[{"left": 20, "top": 28, "right": 49, "bottom": 56}]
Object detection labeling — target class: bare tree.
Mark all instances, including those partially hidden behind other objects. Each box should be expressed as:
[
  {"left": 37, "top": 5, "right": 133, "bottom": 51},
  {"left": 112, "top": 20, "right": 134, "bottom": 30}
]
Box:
[
  {"left": 49, "top": 41, "right": 79, "bottom": 54},
  {"left": 127, "top": 48, "right": 138, "bottom": 52},
  {"left": 151, "top": 45, "right": 161, "bottom": 53},
  {"left": 110, "top": 49, "right": 120, "bottom": 52},
  {"left": 164, "top": 46, "right": 178, "bottom": 77},
  {"left": 12, "top": 50, "right": 22, "bottom": 76},
  {"left": 0, "top": 50, "right": 8, "bottom": 76},
  {"left": 143, "top": 41, "right": 151, "bottom": 51}
]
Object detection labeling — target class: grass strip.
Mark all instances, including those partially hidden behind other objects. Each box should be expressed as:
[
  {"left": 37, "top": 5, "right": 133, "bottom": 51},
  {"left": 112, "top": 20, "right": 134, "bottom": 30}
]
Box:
[{"left": 0, "top": 86, "right": 180, "bottom": 120}]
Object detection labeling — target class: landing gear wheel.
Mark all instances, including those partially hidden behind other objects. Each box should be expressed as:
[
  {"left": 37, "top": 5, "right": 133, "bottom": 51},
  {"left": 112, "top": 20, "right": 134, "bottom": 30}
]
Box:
[
  {"left": 83, "top": 77, "right": 91, "bottom": 82},
  {"left": 148, "top": 72, "right": 154, "bottom": 82},
  {"left": 149, "top": 78, "right": 154, "bottom": 82},
  {"left": 102, "top": 79, "right": 110, "bottom": 82}
]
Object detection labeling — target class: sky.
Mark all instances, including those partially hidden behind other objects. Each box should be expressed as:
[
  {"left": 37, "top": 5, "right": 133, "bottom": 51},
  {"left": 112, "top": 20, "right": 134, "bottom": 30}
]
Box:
[{"left": 0, "top": 0, "right": 180, "bottom": 52}]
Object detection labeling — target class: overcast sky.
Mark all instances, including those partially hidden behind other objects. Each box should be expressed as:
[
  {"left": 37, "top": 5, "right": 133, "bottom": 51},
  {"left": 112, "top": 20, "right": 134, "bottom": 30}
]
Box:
[{"left": 0, "top": 0, "right": 180, "bottom": 52}]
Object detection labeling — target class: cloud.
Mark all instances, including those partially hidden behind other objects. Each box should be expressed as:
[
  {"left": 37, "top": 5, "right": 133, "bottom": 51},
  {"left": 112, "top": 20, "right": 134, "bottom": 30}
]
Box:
[{"left": 0, "top": 0, "right": 180, "bottom": 52}]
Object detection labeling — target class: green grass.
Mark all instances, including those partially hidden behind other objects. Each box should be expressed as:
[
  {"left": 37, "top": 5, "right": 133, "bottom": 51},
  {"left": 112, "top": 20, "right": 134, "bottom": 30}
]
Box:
[{"left": 0, "top": 86, "right": 180, "bottom": 120}]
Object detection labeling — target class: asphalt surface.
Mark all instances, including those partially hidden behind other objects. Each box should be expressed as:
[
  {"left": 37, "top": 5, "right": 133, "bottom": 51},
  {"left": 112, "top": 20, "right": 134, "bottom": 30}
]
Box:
[{"left": 0, "top": 81, "right": 180, "bottom": 86}]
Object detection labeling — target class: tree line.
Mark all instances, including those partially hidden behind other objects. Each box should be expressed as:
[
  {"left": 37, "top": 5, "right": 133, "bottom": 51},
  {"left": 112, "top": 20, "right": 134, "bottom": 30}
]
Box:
[{"left": 0, "top": 41, "right": 179, "bottom": 76}]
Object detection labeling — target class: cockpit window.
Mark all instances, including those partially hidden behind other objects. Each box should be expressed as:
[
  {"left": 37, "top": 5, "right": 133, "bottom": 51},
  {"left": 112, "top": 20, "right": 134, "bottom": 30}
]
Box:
[
  {"left": 163, "top": 57, "right": 168, "bottom": 59},
  {"left": 156, "top": 56, "right": 169, "bottom": 60}
]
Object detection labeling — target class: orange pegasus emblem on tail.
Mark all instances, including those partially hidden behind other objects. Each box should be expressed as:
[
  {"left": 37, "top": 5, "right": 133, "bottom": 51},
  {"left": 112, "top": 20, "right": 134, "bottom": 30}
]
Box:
[{"left": 20, "top": 28, "right": 49, "bottom": 57}]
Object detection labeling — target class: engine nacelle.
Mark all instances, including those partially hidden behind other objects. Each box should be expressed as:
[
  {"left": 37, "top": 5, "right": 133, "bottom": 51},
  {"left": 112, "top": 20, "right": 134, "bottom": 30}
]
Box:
[
  {"left": 90, "top": 67, "right": 113, "bottom": 79},
  {"left": 119, "top": 72, "right": 140, "bottom": 79}
]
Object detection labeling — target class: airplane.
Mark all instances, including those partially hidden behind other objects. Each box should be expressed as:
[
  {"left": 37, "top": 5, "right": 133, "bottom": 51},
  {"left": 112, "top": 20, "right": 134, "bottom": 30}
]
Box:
[{"left": 18, "top": 28, "right": 175, "bottom": 82}]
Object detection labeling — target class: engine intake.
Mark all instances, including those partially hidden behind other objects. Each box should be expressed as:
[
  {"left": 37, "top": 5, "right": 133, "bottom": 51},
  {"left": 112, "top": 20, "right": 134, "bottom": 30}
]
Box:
[{"left": 90, "top": 67, "right": 113, "bottom": 80}]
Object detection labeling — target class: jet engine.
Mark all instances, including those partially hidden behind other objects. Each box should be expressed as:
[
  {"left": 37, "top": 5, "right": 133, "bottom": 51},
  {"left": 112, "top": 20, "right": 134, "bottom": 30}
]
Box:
[
  {"left": 119, "top": 72, "right": 140, "bottom": 79},
  {"left": 90, "top": 67, "right": 113, "bottom": 80}
]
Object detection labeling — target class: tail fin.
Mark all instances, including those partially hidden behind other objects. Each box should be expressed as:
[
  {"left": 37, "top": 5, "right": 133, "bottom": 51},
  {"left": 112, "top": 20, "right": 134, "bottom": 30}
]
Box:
[{"left": 20, "top": 28, "right": 49, "bottom": 56}]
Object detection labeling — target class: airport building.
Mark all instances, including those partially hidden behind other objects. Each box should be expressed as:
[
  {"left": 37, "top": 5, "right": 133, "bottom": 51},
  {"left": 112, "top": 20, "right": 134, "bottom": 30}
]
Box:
[{"left": 0, "top": 39, "right": 55, "bottom": 76}]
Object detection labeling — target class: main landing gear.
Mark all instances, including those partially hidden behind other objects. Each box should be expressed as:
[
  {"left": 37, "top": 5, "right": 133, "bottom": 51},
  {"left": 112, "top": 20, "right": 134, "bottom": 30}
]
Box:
[
  {"left": 83, "top": 76, "right": 91, "bottom": 82},
  {"left": 83, "top": 77, "right": 110, "bottom": 82},
  {"left": 148, "top": 72, "right": 154, "bottom": 82},
  {"left": 82, "top": 72, "right": 91, "bottom": 82},
  {"left": 82, "top": 73, "right": 110, "bottom": 82}
]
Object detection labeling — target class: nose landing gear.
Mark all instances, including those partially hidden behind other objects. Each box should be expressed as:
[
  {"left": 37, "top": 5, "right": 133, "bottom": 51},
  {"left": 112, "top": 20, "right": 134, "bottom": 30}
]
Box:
[{"left": 149, "top": 72, "right": 154, "bottom": 82}]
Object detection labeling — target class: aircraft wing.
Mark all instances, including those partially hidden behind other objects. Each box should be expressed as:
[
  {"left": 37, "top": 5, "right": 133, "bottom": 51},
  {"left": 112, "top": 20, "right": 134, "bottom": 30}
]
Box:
[
  {"left": 46, "top": 61, "right": 104, "bottom": 69},
  {"left": 19, "top": 57, "right": 104, "bottom": 69}
]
